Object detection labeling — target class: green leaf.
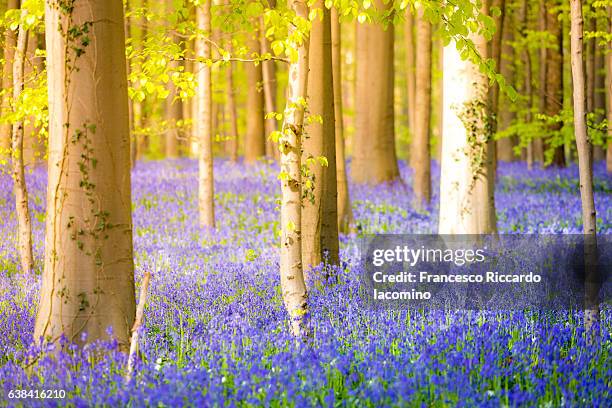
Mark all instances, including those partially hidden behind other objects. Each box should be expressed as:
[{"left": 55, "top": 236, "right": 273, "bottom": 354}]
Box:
[{"left": 271, "top": 40, "right": 285, "bottom": 56}]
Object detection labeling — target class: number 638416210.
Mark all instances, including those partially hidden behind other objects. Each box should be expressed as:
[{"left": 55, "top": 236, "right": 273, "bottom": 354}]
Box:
[{"left": 7, "top": 389, "right": 66, "bottom": 399}]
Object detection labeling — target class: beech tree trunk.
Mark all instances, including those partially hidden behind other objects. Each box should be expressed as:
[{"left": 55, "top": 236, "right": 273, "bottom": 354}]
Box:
[
  {"left": 260, "top": 8, "right": 278, "bottom": 160},
  {"left": 569, "top": 0, "right": 599, "bottom": 337},
  {"left": 535, "top": 0, "right": 548, "bottom": 164},
  {"left": 245, "top": 36, "right": 266, "bottom": 164},
  {"left": 439, "top": 5, "right": 497, "bottom": 235},
  {"left": 125, "top": 1, "right": 136, "bottom": 168},
  {"left": 412, "top": 8, "right": 432, "bottom": 208},
  {"left": 570, "top": 0, "right": 597, "bottom": 233},
  {"left": 585, "top": 8, "right": 595, "bottom": 115},
  {"left": 164, "top": 66, "right": 182, "bottom": 158},
  {"left": 434, "top": 37, "right": 444, "bottom": 161},
  {"left": 592, "top": 16, "right": 606, "bottom": 161},
  {"left": 302, "top": 2, "right": 339, "bottom": 273},
  {"left": 182, "top": 53, "right": 193, "bottom": 157},
  {"left": 331, "top": 7, "right": 353, "bottom": 233},
  {"left": 0, "top": 0, "right": 19, "bottom": 158},
  {"left": 489, "top": 0, "right": 505, "bottom": 138},
  {"left": 352, "top": 0, "right": 400, "bottom": 184},
  {"left": 20, "top": 32, "right": 44, "bottom": 166},
  {"left": 11, "top": 9, "right": 34, "bottom": 275},
  {"left": 125, "top": 0, "right": 145, "bottom": 167},
  {"left": 164, "top": 0, "right": 182, "bottom": 159},
  {"left": 521, "top": 0, "right": 534, "bottom": 169},
  {"left": 496, "top": 3, "right": 517, "bottom": 162},
  {"left": 134, "top": 0, "right": 148, "bottom": 163},
  {"left": 405, "top": 11, "right": 416, "bottom": 132},
  {"left": 544, "top": 0, "right": 566, "bottom": 167},
  {"left": 35, "top": 0, "right": 136, "bottom": 348},
  {"left": 195, "top": 3, "right": 215, "bottom": 227},
  {"left": 607, "top": 4, "right": 612, "bottom": 173},
  {"left": 226, "top": 59, "right": 239, "bottom": 162},
  {"left": 280, "top": 0, "right": 310, "bottom": 337}
]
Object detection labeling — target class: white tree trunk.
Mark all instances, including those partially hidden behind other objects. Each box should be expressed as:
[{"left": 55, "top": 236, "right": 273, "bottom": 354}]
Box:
[
  {"left": 279, "top": 0, "right": 310, "bottom": 337},
  {"left": 439, "top": 34, "right": 497, "bottom": 234}
]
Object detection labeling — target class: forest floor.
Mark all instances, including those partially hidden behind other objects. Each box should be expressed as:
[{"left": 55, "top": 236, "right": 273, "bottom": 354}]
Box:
[{"left": 0, "top": 160, "right": 611, "bottom": 406}]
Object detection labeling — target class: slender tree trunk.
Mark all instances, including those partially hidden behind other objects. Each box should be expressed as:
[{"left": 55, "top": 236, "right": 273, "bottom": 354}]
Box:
[
  {"left": 489, "top": 0, "right": 506, "bottom": 141},
  {"left": 21, "top": 33, "right": 44, "bottom": 166},
  {"left": 35, "top": 0, "right": 136, "bottom": 348},
  {"left": 405, "top": 11, "right": 415, "bottom": 133},
  {"left": 164, "top": 80, "right": 182, "bottom": 158},
  {"left": 182, "top": 53, "right": 193, "bottom": 157},
  {"left": 607, "top": 4, "right": 612, "bottom": 173},
  {"left": 585, "top": 7, "right": 595, "bottom": 115},
  {"left": 535, "top": 0, "right": 548, "bottom": 164},
  {"left": 131, "top": 98, "right": 143, "bottom": 166},
  {"left": 245, "top": 35, "right": 265, "bottom": 163},
  {"left": 592, "top": 16, "right": 606, "bottom": 161},
  {"left": 331, "top": 7, "right": 353, "bottom": 233},
  {"left": 0, "top": 0, "right": 19, "bottom": 158},
  {"left": 180, "top": 0, "right": 197, "bottom": 157},
  {"left": 497, "top": 3, "right": 517, "bottom": 162},
  {"left": 11, "top": 10, "right": 33, "bottom": 275},
  {"left": 126, "top": 0, "right": 135, "bottom": 167},
  {"left": 280, "top": 0, "right": 310, "bottom": 337},
  {"left": 134, "top": 0, "right": 148, "bottom": 163},
  {"left": 260, "top": 6, "right": 278, "bottom": 161},
  {"left": 302, "top": 1, "right": 339, "bottom": 273},
  {"left": 487, "top": 0, "right": 505, "bottom": 174},
  {"left": 570, "top": 1, "right": 596, "bottom": 233},
  {"left": 544, "top": 0, "right": 566, "bottom": 166},
  {"left": 439, "top": 2, "right": 497, "bottom": 234},
  {"left": 352, "top": 0, "right": 399, "bottom": 184},
  {"left": 569, "top": 0, "right": 599, "bottom": 338},
  {"left": 211, "top": 95, "right": 219, "bottom": 142},
  {"left": 226, "top": 59, "right": 239, "bottom": 162},
  {"left": 412, "top": 8, "right": 432, "bottom": 208},
  {"left": 125, "top": 0, "right": 144, "bottom": 167},
  {"left": 164, "top": 0, "right": 181, "bottom": 159},
  {"left": 521, "top": 0, "right": 534, "bottom": 170},
  {"left": 195, "top": 2, "right": 215, "bottom": 227},
  {"left": 434, "top": 37, "right": 444, "bottom": 161}
]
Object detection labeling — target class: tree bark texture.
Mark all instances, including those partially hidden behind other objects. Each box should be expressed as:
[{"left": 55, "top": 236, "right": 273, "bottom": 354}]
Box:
[
  {"left": 35, "top": 0, "right": 136, "bottom": 349},
  {"left": 245, "top": 35, "right": 266, "bottom": 163},
  {"left": 280, "top": 0, "right": 310, "bottom": 337},
  {"left": 302, "top": 2, "right": 339, "bottom": 273},
  {"left": 195, "top": 2, "right": 215, "bottom": 228},
  {"left": 11, "top": 8, "right": 34, "bottom": 275},
  {"left": 331, "top": 7, "right": 353, "bottom": 233},
  {"left": 439, "top": 5, "right": 497, "bottom": 235},
  {"left": 352, "top": 0, "right": 399, "bottom": 184},
  {"left": 412, "top": 8, "right": 432, "bottom": 207}
]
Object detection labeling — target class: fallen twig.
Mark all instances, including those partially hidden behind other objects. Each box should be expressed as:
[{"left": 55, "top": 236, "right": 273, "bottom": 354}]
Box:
[{"left": 125, "top": 271, "right": 152, "bottom": 383}]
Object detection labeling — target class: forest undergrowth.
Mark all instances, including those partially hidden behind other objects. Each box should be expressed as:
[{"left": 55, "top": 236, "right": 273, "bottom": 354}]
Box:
[{"left": 0, "top": 159, "right": 610, "bottom": 407}]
